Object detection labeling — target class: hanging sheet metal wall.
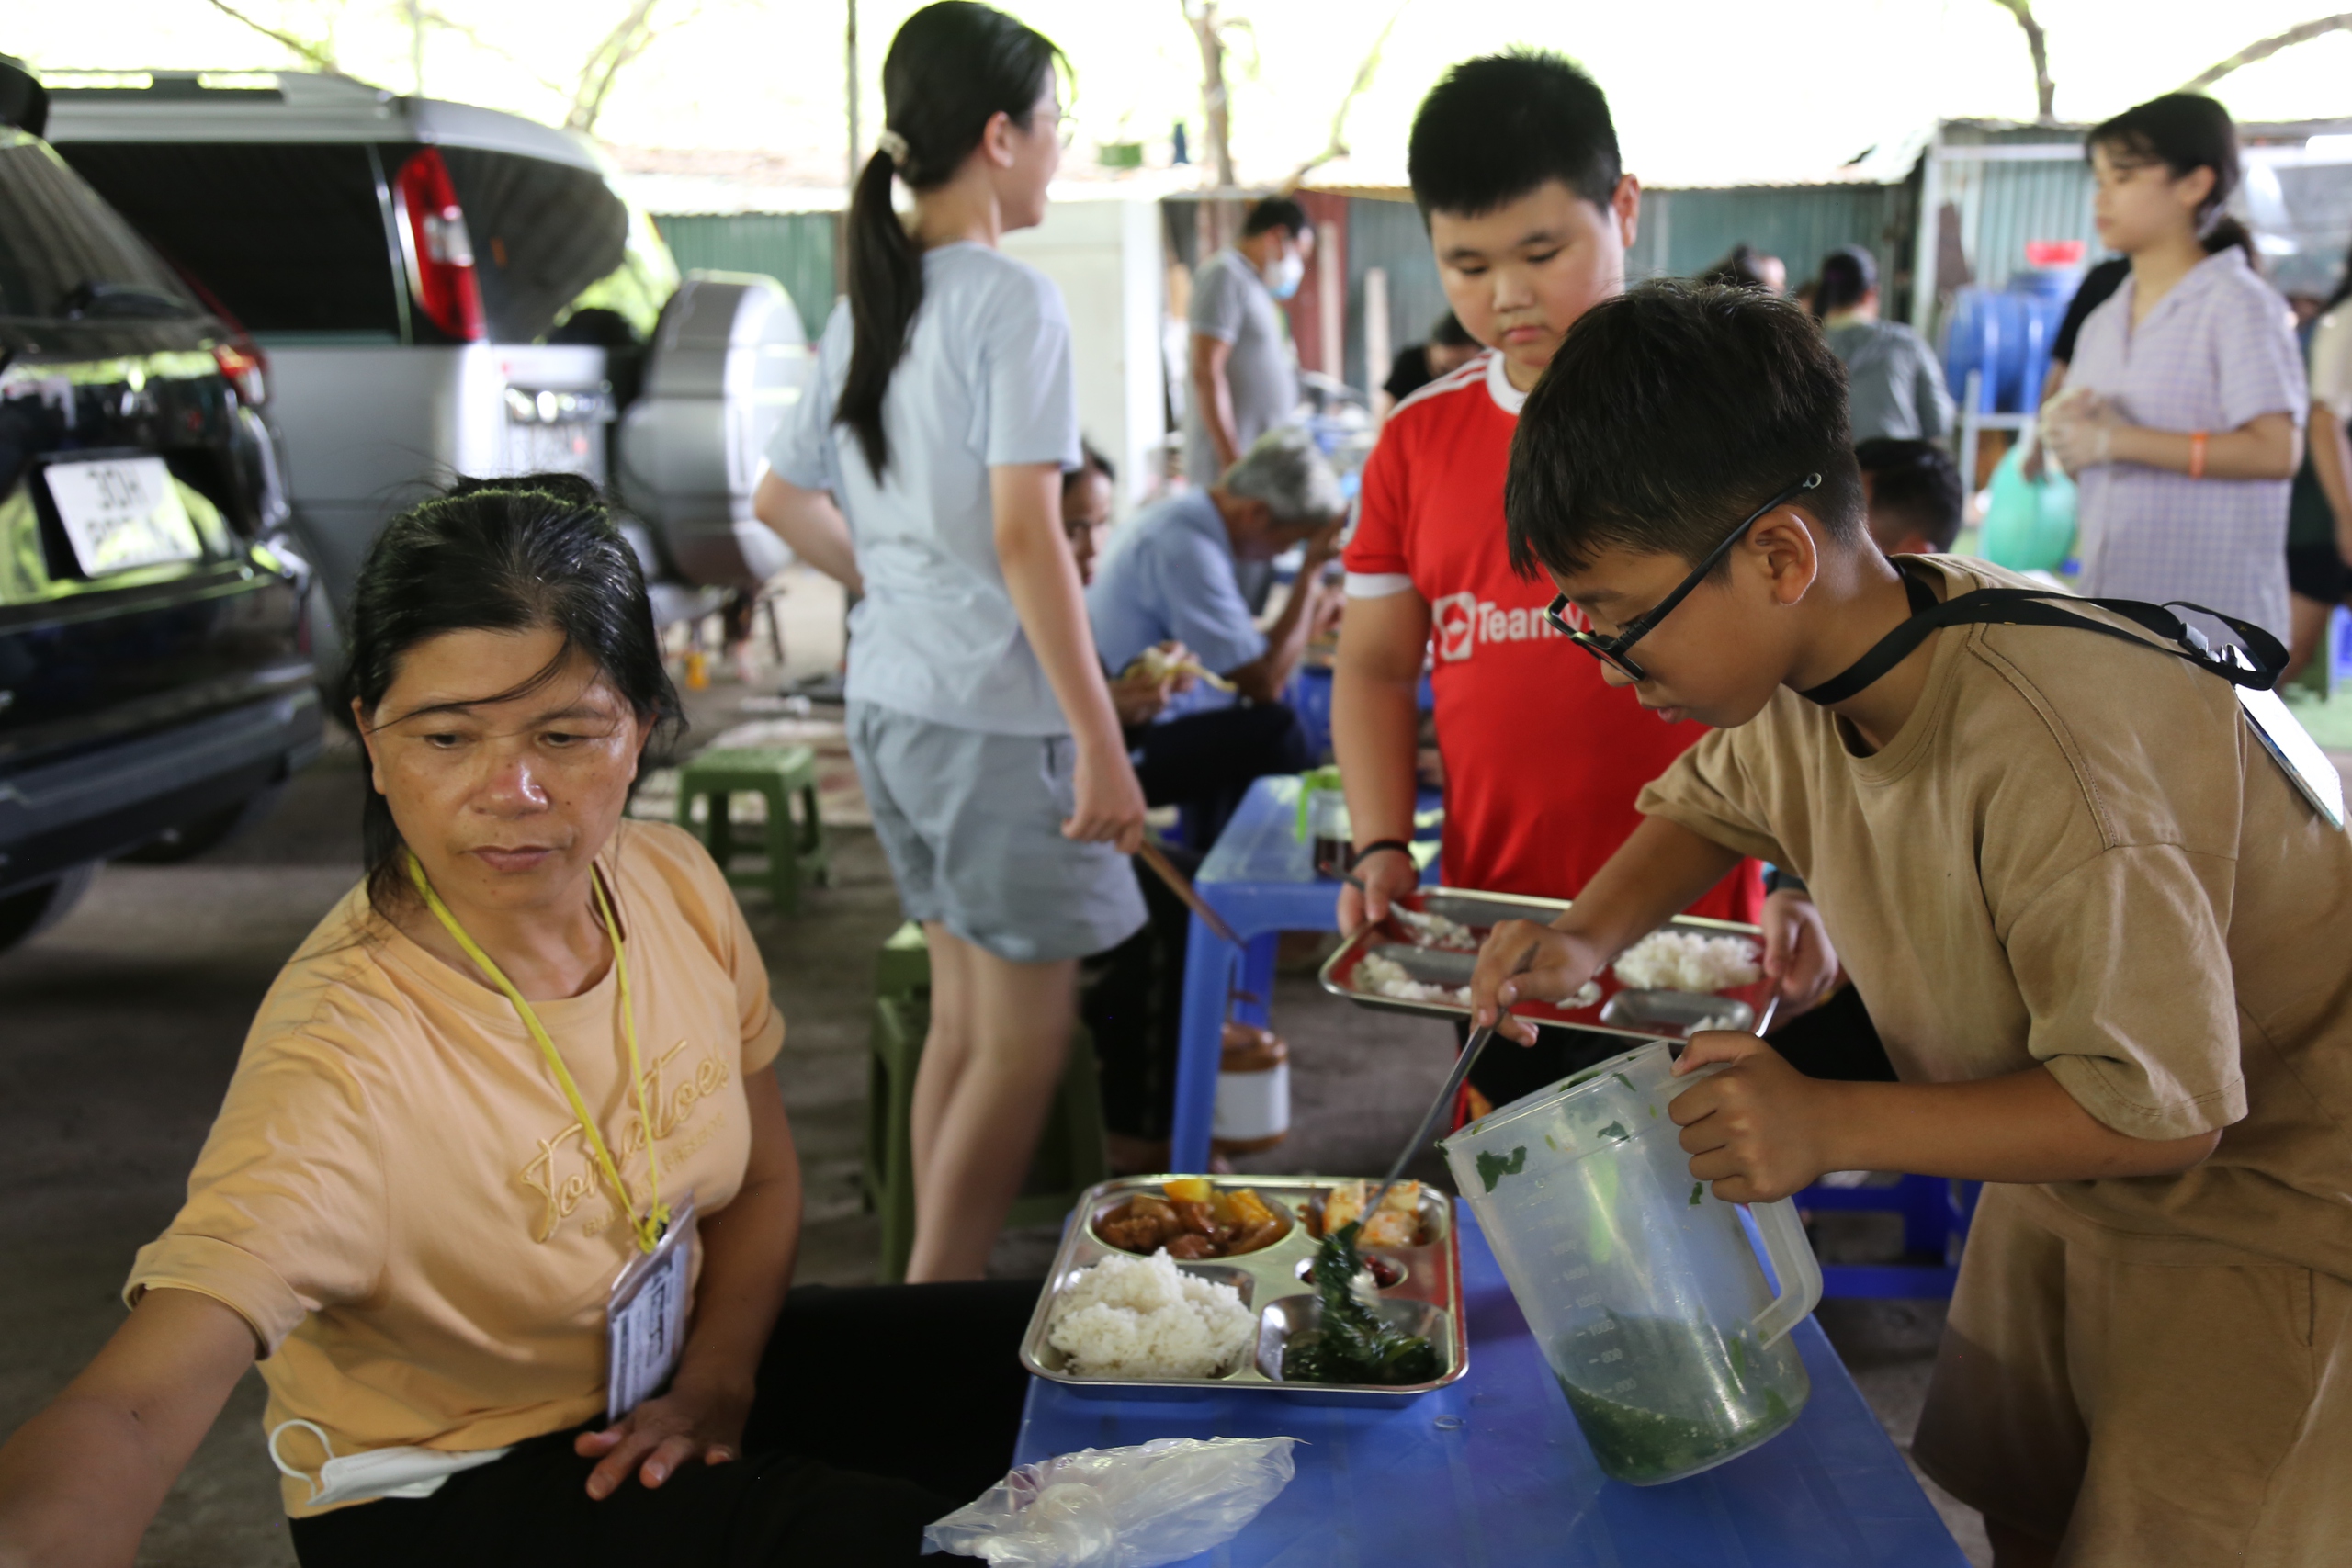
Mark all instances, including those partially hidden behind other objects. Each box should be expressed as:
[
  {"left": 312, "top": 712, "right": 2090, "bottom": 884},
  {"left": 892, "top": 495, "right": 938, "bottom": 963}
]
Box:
[
  {"left": 1342, "top": 194, "right": 1443, "bottom": 397},
  {"left": 652, "top": 212, "right": 841, "bottom": 340},
  {"left": 1624, "top": 184, "right": 1914, "bottom": 291}
]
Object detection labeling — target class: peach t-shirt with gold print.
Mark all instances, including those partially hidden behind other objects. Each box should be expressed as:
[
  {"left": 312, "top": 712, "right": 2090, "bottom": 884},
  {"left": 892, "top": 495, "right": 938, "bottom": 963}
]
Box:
[{"left": 126, "top": 820, "right": 785, "bottom": 1517}]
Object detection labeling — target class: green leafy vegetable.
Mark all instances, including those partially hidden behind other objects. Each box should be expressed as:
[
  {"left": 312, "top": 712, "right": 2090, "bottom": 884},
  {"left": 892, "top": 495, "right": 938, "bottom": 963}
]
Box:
[
  {"left": 1598, "top": 1121, "right": 1629, "bottom": 1141},
  {"left": 1689, "top": 1181, "right": 1704, "bottom": 1207},
  {"left": 1611, "top": 1071, "right": 1636, "bottom": 1092},
  {"left": 1284, "top": 1222, "right": 1441, "bottom": 1386},
  {"left": 1475, "top": 1145, "right": 1528, "bottom": 1192}
]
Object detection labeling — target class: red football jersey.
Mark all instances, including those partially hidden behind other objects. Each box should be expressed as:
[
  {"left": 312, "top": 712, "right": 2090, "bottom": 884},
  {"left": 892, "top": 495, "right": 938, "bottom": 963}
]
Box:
[{"left": 1344, "top": 352, "right": 1762, "bottom": 922}]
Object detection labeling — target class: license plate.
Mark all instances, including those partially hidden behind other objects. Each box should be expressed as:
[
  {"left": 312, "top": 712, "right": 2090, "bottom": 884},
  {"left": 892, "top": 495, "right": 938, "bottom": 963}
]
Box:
[{"left": 44, "top": 457, "right": 204, "bottom": 576}]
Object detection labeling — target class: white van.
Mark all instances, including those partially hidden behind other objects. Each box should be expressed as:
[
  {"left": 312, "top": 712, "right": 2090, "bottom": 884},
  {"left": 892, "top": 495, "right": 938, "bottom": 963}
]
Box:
[{"left": 46, "top": 71, "right": 811, "bottom": 659}]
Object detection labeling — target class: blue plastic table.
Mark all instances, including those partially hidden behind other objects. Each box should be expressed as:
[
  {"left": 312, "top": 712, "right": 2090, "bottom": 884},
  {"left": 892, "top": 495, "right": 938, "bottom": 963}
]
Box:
[
  {"left": 1016, "top": 1202, "right": 1969, "bottom": 1567},
  {"left": 1170, "top": 775, "right": 1431, "bottom": 1172}
]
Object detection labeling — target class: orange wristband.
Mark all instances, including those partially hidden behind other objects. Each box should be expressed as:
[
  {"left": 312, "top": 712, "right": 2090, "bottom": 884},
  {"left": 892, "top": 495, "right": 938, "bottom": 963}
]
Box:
[{"left": 2188, "top": 430, "right": 2209, "bottom": 479}]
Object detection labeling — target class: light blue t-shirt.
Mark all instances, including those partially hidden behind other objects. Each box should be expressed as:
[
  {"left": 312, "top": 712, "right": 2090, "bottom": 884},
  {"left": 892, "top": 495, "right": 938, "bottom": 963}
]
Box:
[
  {"left": 767, "top": 243, "right": 1081, "bottom": 735},
  {"left": 1085, "top": 491, "right": 1267, "bottom": 718}
]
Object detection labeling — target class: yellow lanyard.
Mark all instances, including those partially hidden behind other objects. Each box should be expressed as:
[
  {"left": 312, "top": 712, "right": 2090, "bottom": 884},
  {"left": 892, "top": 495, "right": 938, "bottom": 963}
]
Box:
[{"left": 407, "top": 853, "right": 670, "bottom": 1253}]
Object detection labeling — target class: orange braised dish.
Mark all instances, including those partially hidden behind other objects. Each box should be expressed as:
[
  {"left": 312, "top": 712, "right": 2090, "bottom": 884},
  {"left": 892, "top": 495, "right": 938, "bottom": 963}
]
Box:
[{"left": 1097, "top": 1179, "right": 1291, "bottom": 1258}]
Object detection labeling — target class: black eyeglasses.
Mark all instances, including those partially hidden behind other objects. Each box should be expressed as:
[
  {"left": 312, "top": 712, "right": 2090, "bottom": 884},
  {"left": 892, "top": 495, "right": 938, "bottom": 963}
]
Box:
[{"left": 1544, "top": 474, "right": 1821, "bottom": 682}]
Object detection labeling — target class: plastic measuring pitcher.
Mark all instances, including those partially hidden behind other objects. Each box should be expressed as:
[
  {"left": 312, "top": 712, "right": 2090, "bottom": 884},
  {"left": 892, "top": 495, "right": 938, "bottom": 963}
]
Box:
[{"left": 1440, "top": 1041, "right": 1823, "bottom": 1484}]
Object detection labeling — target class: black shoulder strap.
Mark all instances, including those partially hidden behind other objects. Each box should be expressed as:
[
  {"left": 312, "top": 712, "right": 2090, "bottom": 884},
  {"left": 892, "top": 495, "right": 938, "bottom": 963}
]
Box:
[{"left": 1799, "top": 578, "right": 2288, "bottom": 706}]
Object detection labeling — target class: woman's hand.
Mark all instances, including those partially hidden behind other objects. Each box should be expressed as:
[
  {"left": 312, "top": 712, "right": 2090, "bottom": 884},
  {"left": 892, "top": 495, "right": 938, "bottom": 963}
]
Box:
[
  {"left": 1668, "top": 1031, "right": 1843, "bottom": 1202},
  {"left": 576, "top": 1376, "right": 753, "bottom": 1499},
  {"left": 1759, "top": 888, "right": 1841, "bottom": 1018},
  {"left": 1065, "top": 738, "right": 1148, "bottom": 854},
  {"left": 2039, "top": 388, "right": 2119, "bottom": 475},
  {"left": 1468, "top": 919, "right": 1608, "bottom": 1046}
]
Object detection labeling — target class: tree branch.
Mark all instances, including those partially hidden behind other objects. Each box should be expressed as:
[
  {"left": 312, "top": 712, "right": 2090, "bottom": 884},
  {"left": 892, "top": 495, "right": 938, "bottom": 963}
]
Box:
[
  {"left": 2183, "top": 13, "right": 2352, "bottom": 92},
  {"left": 1181, "top": 0, "right": 1236, "bottom": 189},
  {"left": 200, "top": 0, "right": 338, "bottom": 73},
  {"left": 1285, "top": 0, "right": 1407, "bottom": 188},
  {"left": 567, "top": 0, "right": 665, "bottom": 135},
  {"left": 1986, "top": 0, "right": 2055, "bottom": 122}
]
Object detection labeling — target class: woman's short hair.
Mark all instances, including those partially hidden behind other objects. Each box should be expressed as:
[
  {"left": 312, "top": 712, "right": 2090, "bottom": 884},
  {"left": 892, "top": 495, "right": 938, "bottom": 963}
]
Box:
[
  {"left": 341, "top": 473, "right": 682, "bottom": 917},
  {"left": 1221, "top": 427, "right": 1343, "bottom": 525}
]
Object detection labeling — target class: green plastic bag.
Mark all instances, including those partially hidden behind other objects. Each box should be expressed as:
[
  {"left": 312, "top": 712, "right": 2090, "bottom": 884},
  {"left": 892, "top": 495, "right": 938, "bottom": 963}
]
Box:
[{"left": 1979, "top": 441, "right": 2077, "bottom": 572}]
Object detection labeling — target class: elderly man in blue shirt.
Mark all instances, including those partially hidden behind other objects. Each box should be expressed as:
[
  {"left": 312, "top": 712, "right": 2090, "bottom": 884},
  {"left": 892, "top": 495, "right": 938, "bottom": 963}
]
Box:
[{"left": 1086, "top": 427, "right": 1344, "bottom": 845}]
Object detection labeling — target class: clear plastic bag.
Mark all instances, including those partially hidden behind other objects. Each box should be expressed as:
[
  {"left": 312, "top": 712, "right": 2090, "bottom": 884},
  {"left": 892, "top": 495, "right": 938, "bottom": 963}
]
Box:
[{"left": 922, "top": 1436, "right": 1298, "bottom": 1567}]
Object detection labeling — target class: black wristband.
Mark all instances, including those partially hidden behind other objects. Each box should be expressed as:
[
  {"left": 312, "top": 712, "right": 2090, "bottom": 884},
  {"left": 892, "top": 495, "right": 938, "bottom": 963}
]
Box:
[
  {"left": 1762, "top": 866, "right": 1808, "bottom": 897},
  {"left": 1351, "top": 838, "right": 1414, "bottom": 870}
]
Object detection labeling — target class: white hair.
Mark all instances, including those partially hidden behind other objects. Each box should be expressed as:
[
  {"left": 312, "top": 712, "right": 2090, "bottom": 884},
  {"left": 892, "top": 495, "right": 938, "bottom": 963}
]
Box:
[{"left": 1221, "top": 427, "right": 1343, "bottom": 525}]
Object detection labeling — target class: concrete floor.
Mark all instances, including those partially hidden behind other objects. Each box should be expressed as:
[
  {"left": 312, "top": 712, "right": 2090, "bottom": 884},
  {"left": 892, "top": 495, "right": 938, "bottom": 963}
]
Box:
[{"left": 1, "top": 569, "right": 2142, "bottom": 1567}]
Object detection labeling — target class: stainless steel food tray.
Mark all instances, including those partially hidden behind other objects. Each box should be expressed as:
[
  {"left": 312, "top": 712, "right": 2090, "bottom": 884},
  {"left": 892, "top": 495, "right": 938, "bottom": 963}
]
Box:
[
  {"left": 1020, "top": 1175, "right": 1466, "bottom": 1405},
  {"left": 1317, "top": 886, "right": 1768, "bottom": 1042}
]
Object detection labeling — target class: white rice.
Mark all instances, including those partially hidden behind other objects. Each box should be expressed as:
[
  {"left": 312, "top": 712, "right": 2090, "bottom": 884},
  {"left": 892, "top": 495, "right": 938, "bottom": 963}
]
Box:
[
  {"left": 1045, "top": 1250, "right": 1257, "bottom": 1380},
  {"left": 1567, "top": 979, "right": 1603, "bottom": 1010},
  {"left": 1356, "top": 951, "right": 1468, "bottom": 1006},
  {"left": 1393, "top": 906, "right": 1478, "bottom": 951},
  {"left": 1612, "top": 931, "right": 1762, "bottom": 993}
]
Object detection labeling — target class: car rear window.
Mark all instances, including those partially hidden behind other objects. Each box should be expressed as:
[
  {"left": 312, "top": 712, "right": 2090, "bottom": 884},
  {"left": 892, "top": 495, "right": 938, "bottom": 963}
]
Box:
[
  {"left": 434, "top": 146, "right": 630, "bottom": 344},
  {"left": 56, "top": 141, "right": 401, "bottom": 339},
  {"left": 0, "top": 131, "right": 198, "bottom": 321}
]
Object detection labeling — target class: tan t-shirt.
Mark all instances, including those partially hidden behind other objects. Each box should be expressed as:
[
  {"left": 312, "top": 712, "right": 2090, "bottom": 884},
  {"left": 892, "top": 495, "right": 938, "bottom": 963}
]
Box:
[
  {"left": 126, "top": 820, "right": 786, "bottom": 1516},
  {"left": 1638, "top": 556, "right": 2352, "bottom": 1277}
]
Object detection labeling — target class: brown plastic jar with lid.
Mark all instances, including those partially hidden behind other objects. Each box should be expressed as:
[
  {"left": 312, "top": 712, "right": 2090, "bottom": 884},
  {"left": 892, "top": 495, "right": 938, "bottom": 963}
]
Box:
[{"left": 1213, "top": 1021, "right": 1290, "bottom": 1155}]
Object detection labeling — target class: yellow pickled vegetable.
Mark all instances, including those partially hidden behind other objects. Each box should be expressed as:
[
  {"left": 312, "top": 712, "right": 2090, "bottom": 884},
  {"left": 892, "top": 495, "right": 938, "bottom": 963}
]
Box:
[{"left": 1162, "top": 1177, "right": 1213, "bottom": 1205}]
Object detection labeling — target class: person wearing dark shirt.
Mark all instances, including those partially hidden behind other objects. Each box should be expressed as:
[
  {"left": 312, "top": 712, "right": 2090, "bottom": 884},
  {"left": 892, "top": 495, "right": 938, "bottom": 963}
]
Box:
[{"left": 1378, "top": 310, "right": 1480, "bottom": 412}]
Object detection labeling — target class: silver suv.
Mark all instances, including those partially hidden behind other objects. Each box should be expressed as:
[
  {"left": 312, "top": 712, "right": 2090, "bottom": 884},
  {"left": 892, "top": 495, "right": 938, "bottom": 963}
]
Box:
[{"left": 46, "top": 71, "right": 812, "bottom": 662}]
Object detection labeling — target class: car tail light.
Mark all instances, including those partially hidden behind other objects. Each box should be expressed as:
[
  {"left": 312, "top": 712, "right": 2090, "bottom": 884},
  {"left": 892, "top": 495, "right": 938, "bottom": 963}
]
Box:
[
  {"left": 393, "top": 147, "right": 486, "bottom": 342},
  {"left": 211, "top": 340, "right": 268, "bottom": 407}
]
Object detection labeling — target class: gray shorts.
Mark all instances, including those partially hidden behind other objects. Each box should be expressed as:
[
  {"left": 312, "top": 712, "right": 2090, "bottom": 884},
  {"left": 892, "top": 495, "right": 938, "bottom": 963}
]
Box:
[{"left": 847, "top": 701, "right": 1147, "bottom": 964}]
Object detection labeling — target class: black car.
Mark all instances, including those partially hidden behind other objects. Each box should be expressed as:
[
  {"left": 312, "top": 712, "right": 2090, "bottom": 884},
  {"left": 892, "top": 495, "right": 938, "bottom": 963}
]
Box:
[{"left": 0, "top": 62, "right": 318, "bottom": 953}]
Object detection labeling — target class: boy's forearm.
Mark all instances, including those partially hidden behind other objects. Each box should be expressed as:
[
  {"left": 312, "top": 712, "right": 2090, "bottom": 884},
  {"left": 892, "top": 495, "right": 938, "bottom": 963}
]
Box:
[
  {"left": 1815, "top": 1066, "right": 2220, "bottom": 1184},
  {"left": 1555, "top": 815, "right": 1741, "bottom": 956},
  {"left": 1331, "top": 654, "right": 1419, "bottom": 846}
]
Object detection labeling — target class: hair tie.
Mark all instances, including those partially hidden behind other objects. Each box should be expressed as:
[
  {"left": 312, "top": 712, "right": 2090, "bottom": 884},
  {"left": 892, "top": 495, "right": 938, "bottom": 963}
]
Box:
[{"left": 876, "top": 129, "right": 910, "bottom": 169}]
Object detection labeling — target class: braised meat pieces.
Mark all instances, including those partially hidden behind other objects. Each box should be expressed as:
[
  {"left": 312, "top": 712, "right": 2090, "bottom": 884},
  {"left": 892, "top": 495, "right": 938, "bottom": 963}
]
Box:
[{"left": 1098, "top": 1180, "right": 1288, "bottom": 1258}]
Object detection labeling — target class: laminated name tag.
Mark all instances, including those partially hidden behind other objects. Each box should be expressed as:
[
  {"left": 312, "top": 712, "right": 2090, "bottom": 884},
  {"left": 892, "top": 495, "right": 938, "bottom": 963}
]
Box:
[{"left": 606, "top": 1195, "right": 696, "bottom": 1422}]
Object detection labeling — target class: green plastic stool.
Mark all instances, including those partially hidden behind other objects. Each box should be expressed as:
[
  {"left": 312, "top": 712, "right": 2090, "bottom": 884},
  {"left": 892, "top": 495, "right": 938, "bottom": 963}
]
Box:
[
  {"left": 674, "top": 744, "right": 831, "bottom": 916},
  {"left": 864, "top": 922, "right": 1110, "bottom": 1283}
]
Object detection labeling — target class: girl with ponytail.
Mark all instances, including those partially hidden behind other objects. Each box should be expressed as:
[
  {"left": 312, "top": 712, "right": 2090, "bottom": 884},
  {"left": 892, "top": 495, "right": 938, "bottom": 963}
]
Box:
[
  {"left": 754, "top": 3, "right": 1148, "bottom": 1281},
  {"left": 2040, "top": 92, "right": 2308, "bottom": 642}
]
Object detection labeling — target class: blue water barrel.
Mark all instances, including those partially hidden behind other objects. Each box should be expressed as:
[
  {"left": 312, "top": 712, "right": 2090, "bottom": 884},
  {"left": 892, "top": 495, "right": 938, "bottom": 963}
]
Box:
[
  {"left": 1943, "top": 288, "right": 2004, "bottom": 413},
  {"left": 2004, "top": 268, "right": 2080, "bottom": 415}
]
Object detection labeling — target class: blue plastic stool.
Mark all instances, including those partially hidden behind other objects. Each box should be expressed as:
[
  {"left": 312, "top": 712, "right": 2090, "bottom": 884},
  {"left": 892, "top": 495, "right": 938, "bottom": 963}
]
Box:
[{"left": 1800, "top": 1175, "right": 1981, "bottom": 1298}]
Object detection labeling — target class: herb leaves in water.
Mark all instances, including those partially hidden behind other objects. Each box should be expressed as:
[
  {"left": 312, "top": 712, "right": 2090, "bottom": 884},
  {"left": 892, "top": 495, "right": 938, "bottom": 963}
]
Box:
[
  {"left": 1475, "top": 1145, "right": 1527, "bottom": 1192},
  {"left": 1283, "top": 1222, "right": 1440, "bottom": 1386}
]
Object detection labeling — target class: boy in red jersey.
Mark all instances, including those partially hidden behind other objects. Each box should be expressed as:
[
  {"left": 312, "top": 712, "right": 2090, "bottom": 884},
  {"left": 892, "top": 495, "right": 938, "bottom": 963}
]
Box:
[{"left": 1335, "top": 51, "right": 1832, "bottom": 1105}]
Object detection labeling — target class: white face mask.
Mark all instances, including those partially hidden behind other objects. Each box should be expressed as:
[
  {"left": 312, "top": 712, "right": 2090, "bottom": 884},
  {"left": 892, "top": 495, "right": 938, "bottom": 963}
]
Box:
[
  {"left": 270, "top": 1419, "right": 511, "bottom": 1510},
  {"left": 1263, "top": 247, "right": 1305, "bottom": 301}
]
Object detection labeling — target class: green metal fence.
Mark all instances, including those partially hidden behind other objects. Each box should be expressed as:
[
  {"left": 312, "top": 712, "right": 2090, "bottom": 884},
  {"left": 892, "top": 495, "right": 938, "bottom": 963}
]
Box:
[{"left": 652, "top": 211, "right": 841, "bottom": 340}]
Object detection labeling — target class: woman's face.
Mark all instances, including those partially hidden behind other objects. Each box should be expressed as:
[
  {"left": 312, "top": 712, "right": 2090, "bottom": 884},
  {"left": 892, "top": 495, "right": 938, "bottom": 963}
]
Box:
[
  {"left": 2092, "top": 143, "right": 2215, "bottom": 255},
  {"left": 357, "top": 626, "right": 649, "bottom": 921},
  {"left": 993, "top": 81, "right": 1065, "bottom": 231}
]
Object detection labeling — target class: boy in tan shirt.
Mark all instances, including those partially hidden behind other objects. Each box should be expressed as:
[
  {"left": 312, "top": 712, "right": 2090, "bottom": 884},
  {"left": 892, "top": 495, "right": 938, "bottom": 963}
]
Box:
[{"left": 1468, "top": 281, "right": 2351, "bottom": 1567}]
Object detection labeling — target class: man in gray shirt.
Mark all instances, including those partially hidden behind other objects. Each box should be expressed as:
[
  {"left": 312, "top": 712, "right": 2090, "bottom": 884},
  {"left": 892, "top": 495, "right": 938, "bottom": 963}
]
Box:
[
  {"left": 1185, "top": 197, "right": 1312, "bottom": 490},
  {"left": 1812, "top": 244, "right": 1952, "bottom": 444}
]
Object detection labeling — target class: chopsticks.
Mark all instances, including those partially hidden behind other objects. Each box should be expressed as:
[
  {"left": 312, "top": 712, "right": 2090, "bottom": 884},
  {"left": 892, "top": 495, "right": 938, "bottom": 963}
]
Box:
[{"left": 1136, "top": 838, "right": 1244, "bottom": 948}]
